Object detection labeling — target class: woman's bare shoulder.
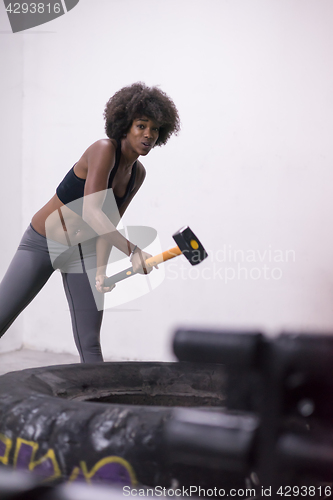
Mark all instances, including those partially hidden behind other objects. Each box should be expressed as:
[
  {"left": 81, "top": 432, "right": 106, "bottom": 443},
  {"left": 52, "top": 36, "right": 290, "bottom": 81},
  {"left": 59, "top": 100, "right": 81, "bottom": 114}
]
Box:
[
  {"left": 84, "top": 138, "right": 117, "bottom": 157},
  {"left": 76, "top": 139, "right": 118, "bottom": 174}
]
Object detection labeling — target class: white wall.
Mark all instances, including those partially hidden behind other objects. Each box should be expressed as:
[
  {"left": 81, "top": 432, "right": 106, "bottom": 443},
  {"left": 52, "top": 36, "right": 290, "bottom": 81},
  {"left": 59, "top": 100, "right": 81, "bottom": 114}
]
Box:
[
  {"left": 0, "top": 12, "right": 24, "bottom": 352},
  {"left": 1, "top": 0, "right": 333, "bottom": 360}
]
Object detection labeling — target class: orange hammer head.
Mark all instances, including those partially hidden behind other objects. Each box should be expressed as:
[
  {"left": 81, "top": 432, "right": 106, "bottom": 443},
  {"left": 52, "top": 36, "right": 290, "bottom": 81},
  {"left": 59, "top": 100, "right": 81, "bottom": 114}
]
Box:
[{"left": 172, "top": 226, "right": 208, "bottom": 266}]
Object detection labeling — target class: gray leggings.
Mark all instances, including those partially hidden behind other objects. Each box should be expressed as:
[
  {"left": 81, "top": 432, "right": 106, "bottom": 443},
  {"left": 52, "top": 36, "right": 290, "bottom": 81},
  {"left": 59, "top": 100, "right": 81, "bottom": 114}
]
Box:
[{"left": 0, "top": 224, "right": 104, "bottom": 363}]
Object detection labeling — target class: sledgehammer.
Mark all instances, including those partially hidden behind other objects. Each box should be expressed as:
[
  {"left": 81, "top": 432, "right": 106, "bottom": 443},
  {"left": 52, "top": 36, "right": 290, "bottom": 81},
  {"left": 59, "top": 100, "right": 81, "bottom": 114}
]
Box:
[{"left": 104, "top": 226, "right": 208, "bottom": 286}]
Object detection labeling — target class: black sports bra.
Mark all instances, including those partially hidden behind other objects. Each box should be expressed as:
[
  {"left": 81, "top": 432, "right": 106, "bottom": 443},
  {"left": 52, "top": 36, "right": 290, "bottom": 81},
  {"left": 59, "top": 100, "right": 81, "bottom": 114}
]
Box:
[{"left": 56, "top": 141, "right": 137, "bottom": 213}]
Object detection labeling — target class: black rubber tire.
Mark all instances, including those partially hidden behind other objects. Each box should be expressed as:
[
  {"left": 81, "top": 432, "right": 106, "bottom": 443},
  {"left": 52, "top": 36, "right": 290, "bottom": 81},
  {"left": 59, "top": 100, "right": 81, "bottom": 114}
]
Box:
[{"left": 0, "top": 361, "right": 226, "bottom": 488}]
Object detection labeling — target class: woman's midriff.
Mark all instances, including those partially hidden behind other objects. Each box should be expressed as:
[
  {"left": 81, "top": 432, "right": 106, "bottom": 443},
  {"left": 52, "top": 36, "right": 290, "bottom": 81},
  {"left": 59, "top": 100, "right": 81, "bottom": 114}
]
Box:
[{"left": 31, "top": 194, "right": 97, "bottom": 245}]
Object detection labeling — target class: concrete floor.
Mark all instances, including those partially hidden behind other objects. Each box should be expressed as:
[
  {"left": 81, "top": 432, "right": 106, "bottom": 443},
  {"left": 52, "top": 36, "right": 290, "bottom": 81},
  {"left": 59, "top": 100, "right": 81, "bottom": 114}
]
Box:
[{"left": 0, "top": 348, "right": 80, "bottom": 375}]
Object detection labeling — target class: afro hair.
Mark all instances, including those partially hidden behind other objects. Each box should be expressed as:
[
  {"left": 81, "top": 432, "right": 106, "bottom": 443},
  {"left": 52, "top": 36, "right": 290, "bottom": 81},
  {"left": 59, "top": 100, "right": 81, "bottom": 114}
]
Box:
[{"left": 103, "top": 82, "right": 180, "bottom": 146}]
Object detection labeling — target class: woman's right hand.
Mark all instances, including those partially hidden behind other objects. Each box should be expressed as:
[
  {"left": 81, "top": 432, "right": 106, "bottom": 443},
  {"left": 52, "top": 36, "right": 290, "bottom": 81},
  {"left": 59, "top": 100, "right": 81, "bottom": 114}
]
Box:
[
  {"left": 131, "top": 248, "right": 157, "bottom": 275},
  {"left": 95, "top": 275, "right": 116, "bottom": 294}
]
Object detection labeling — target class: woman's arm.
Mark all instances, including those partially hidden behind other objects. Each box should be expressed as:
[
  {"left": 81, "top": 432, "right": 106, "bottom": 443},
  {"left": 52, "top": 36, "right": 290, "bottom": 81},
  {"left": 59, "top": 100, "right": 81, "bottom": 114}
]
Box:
[
  {"left": 82, "top": 140, "right": 135, "bottom": 256},
  {"left": 82, "top": 143, "right": 152, "bottom": 291},
  {"left": 95, "top": 236, "right": 116, "bottom": 293},
  {"left": 95, "top": 160, "right": 150, "bottom": 292}
]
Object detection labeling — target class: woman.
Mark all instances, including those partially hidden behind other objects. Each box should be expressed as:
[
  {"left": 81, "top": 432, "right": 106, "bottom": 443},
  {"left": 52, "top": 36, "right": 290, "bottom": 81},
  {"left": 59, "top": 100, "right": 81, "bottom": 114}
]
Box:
[{"left": 0, "top": 82, "right": 180, "bottom": 363}]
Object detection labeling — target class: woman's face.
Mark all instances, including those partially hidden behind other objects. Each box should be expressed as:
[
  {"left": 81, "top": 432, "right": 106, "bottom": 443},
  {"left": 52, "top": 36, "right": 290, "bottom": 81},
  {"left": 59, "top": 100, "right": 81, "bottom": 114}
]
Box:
[{"left": 126, "top": 116, "right": 160, "bottom": 156}]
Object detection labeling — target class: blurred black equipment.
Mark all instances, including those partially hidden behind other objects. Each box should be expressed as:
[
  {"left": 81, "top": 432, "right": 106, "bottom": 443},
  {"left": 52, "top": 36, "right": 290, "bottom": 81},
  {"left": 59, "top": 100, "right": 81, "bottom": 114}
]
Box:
[{"left": 166, "top": 329, "right": 333, "bottom": 493}]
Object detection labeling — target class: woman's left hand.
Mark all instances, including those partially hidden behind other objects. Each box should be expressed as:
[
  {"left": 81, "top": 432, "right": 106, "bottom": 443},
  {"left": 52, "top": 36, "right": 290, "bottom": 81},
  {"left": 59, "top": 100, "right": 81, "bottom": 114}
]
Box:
[
  {"left": 131, "top": 249, "right": 158, "bottom": 275},
  {"left": 95, "top": 275, "right": 116, "bottom": 294}
]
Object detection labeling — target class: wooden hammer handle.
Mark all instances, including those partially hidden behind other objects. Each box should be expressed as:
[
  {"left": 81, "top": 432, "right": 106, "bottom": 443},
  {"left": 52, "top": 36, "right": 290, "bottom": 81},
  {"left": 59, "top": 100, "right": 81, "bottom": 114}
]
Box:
[
  {"left": 145, "top": 246, "right": 182, "bottom": 267},
  {"left": 104, "top": 246, "right": 182, "bottom": 286}
]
